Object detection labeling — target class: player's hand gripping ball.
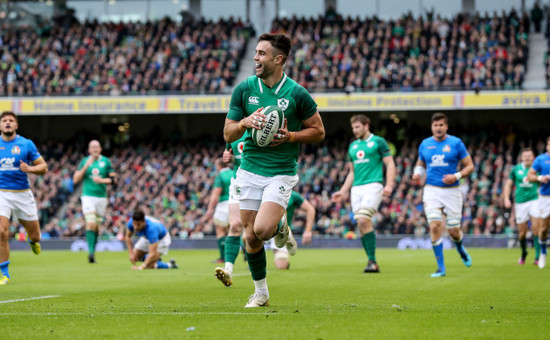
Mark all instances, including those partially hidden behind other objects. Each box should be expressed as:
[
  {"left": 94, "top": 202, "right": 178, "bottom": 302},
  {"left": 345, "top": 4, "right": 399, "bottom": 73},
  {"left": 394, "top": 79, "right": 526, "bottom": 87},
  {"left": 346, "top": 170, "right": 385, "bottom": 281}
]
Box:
[{"left": 251, "top": 105, "right": 284, "bottom": 147}]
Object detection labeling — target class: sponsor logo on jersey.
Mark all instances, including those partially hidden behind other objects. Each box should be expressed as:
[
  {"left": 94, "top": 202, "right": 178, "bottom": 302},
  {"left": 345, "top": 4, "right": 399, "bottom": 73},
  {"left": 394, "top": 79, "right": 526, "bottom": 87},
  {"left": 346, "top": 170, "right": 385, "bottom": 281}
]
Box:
[
  {"left": 356, "top": 150, "right": 365, "bottom": 159},
  {"left": 248, "top": 96, "right": 259, "bottom": 105},
  {"left": 429, "top": 154, "right": 449, "bottom": 167},
  {"left": 442, "top": 145, "right": 451, "bottom": 153},
  {"left": 11, "top": 146, "right": 20, "bottom": 155},
  {"left": 237, "top": 142, "right": 244, "bottom": 154},
  {"left": 0, "top": 157, "right": 18, "bottom": 171},
  {"left": 92, "top": 168, "right": 100, "bottom": 176},
  {"left": 277, "top": 98, "right": 289, "bottom": 111}
]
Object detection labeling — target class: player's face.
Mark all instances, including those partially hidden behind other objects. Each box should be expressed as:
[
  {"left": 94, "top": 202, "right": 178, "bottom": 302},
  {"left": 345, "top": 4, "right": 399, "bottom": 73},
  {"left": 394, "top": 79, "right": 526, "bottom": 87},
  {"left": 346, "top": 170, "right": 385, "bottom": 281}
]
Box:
[
  {"left": 133, "top": 220, "right": 145, "bottom": 232},
  {"left": 254, "top": 41, "right": 281, "bottom": 79},
  {"left": 0, "top": 115, "right": 18, "bottom": 136},
  {"left": 521, "top": 151, "right": 534, "bottom": 165},
  {"left": 88, "top": 142, "right": 102, "bottom": 158},
  {"left": 431, "top": 119, "right": 448, "bottom": 140},
  {"left": 351, "top": 121, "right": 369, "bottom": 139}
]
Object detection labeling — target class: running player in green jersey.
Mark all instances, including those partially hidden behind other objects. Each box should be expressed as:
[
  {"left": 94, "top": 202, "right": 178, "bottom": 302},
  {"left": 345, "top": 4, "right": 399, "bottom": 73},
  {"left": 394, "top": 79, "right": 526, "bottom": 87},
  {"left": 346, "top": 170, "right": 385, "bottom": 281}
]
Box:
[
  {"left": 202, "top": 158, "right": 235, "bottom": 263},
  {"left": 214, "top": 134, "right": 246, "bottom": 287},
  {"left": 503, "top": 148, "right": 541, "bottom": 265},
  {"left": 224, "top": 33, "right": 325, "bottom": 307},
  {"left": 73, "top": 140, "right": 115, "bottom": 264},
  {"left": 332, "top": 114, "right": 396, "bottom": 273},
  {"left": 269, "top": 190, "right": 316, "bottom": 269}
]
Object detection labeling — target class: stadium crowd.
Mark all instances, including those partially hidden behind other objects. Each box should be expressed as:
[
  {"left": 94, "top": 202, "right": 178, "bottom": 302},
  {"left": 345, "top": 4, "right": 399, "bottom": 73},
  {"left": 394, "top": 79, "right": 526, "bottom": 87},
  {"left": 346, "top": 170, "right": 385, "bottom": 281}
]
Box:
[
  {"left": 271, "top": 9, "right": 529, "bottom": 92},
  {"left": 0, "top": 17, "right": 251, "bottom": 96},
  {"left": 14, "top": 127, "right": 548, "bottom": 241}
]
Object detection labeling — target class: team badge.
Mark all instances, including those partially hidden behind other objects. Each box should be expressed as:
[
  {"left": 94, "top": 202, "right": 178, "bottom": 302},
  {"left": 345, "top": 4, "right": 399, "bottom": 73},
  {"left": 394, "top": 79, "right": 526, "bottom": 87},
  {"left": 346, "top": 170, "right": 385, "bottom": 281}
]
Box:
[
  {"left": 442, "top": 145, "right": 451, "bottom": 153},
  {"left": 99, "top": 161, "right": 105, "bottom": 168},
  {"left": 356, "top": 150, "right": 365, "bottom": 159},
  {"left": 367, "top": 141, "right": 375, "bottom": 148},
  {"left": 279, "top": 186, "right": 286, "bottom": 194},
  {"left": 277, "top": 98, "right": 289, "bottom": 111},
  {"left": 518, "top": 170, "right": 524, "bottom": 175},
  {"left": 11, "top": 146, "right": 20, "bottom": 155}
]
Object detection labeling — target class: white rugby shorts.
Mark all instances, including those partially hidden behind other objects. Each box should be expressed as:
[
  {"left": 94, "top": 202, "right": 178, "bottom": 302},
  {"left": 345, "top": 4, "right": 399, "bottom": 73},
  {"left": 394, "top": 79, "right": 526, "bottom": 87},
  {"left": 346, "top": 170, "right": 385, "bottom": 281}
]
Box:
[
  {"left": 515, "top": 199, "right": 540, "bottom": 224},
  {"left": 213, "top": 200, "right": 229, "bottom": 227},
  {"left": 538, "top": 196, "right": 550, "bottom": 219},
  {"left": 0, "top": 189, "right": 38, "bottom": 221},
  {"left": 350, "top": 182, "right": 384, "bottom": 213},
  {"left": 134, "top": 233, "right": 172, "bottom": 256},
  {"left": 81, "top": 195, "right": 108, "bottom": 217},
  {"left": 234, "top": 168, "right": 298, "bottom": 211},
  {"left": 423, "top": 185, "right": 463, "bottom": 220},
  {"left": 228, "top": 177, "right": 239, "bottom": 205}
]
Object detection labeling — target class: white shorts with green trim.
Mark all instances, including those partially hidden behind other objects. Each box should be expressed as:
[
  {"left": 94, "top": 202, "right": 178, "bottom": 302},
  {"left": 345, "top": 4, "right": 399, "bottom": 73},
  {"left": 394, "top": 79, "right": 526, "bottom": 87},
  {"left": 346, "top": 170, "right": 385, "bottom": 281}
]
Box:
[
  {"left": 234, "top": 168, "right": 298, "bottom": 211},
  {"left": 515, "top": 199, "right": 540, "bottom": 224}
]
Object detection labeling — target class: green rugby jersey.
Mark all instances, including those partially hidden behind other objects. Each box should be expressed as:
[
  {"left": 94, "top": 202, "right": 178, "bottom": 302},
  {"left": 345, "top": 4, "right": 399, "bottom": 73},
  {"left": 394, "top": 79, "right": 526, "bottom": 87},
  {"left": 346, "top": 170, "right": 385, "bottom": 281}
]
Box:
[
  {"left": 227, "top": 74, "right": 318, "bottom": 177},
  {"left": 78, "top": 155, "right": 114, "bottom": 198},
  {"left": 509, "top": 163, "right": 539, "bottom": 203},
  {"left": 214, "top": 167, "right": 235, "bottom": 202},
  {"left": 347, "top": 134, "right": 391, "bottom": 186},
  {"left": 286, "top": 190, "right": 305, "bottom": 227}
]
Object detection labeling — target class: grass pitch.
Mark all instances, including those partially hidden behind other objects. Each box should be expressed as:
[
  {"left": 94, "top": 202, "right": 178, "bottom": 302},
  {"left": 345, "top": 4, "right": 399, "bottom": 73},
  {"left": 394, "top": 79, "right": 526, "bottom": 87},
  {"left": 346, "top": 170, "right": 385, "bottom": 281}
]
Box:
[{"left": 1, "top": 247, "right": 549, "bottom": 339}]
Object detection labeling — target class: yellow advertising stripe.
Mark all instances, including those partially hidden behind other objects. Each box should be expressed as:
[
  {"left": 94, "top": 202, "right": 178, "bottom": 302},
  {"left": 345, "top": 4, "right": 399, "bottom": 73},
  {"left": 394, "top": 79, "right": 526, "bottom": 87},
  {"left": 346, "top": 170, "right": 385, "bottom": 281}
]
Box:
[
  {"left": 462, "top": 91, "right": 550, "bottom": 108},
  {"left": 19, "top": 97, "right": 160, "bottom": 115}
]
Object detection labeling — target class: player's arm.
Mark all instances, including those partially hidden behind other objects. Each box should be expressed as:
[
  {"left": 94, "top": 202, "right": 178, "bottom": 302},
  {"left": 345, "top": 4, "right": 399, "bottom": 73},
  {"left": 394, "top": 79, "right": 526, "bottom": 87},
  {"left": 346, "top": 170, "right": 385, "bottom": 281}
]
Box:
[
  {"left": 332, "top": 161, "right": 354, "bottom": 203},
  {"left": 502, "top": 179, "right": 514, "bottom": 209},
  {"left": 203, "top": 187, "right": 222, "bottom": 222},
  {"left": 300, "top": 199, "right": 316, "bottom": 245},
  {"left": 224, "top": 108, "right": 265, "bottom": 143},
  {"left": 273, "top": 111, "right": 325, "bottom": 146},
  {"left": 141, "top": 242, "right": 160, "bottom": 269},
  {"left": 443, "top": 155, "right": 474, "bottom": 185},
  {"left": 125, "top": 228, "right": 136, "bottom": 264},
  {"left": 528, "top": 167, "right": 549, "bottom": 183},
  {"left": 20, "top": 156, "right": 48, "bottom": 175},
  {"left": 73, "top": 157, "right": 94, "bottom": 184},
  {"left": 382, "top": 155, "right": 396, "bottom": 196},
  {"left": 222, "top": 148, "right": 233, "bottom": 163}
]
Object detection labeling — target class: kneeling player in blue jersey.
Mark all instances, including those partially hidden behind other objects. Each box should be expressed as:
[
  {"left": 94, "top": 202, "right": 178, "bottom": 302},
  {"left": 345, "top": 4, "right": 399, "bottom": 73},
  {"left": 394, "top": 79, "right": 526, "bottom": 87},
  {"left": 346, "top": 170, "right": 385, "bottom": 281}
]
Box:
[
  {"left": 125, "top": 209, "right": 178, "bottom": 270},
  {"left": 0, "top": 111, "right": 48, "bottom": 285}
]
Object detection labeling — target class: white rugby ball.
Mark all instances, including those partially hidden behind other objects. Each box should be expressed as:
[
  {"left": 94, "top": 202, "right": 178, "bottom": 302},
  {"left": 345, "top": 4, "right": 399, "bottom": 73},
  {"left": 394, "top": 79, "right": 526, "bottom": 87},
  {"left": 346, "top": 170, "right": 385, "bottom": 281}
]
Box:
[{"left": 251, "top": 105, "right": 284, "bottom": 147}]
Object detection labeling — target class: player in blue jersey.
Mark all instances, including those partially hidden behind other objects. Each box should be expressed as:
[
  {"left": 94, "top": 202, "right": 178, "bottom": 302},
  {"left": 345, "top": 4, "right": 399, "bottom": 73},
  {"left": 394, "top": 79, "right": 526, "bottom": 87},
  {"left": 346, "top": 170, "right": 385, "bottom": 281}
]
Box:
[
  {"left": 125, "top": 209, "right": 178, "bottom": 270},
  {"left": 0, "top": 111, "right": 48, "bottom": 285},
  {"left": 412, "top": 113, "right": 474, "bottom": 277},
  {"left": 527, "top": 136, "right": 550, "bottom": 269}
]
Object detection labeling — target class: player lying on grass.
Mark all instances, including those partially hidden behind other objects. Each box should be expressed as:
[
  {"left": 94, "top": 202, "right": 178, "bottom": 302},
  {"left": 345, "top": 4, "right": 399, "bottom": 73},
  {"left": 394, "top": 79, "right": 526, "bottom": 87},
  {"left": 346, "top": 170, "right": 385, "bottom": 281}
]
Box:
[{"left": 125, "top": 209, "right": 178, "bottom": 270}]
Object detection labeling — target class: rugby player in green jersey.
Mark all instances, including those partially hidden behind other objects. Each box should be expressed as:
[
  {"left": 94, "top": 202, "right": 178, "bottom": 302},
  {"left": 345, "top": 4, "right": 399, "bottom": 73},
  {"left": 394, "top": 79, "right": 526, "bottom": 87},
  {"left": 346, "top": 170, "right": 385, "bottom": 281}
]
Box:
[
  {"left": 73, "top": 140, "right": 115, "bottom": 264},
  {"left": 224, "top": 33, "right": 325, "bottom": 307},
  {"left": 332, "top": 114, "right": 396, "bottom": 273},
  {"left": 503, "top": 148, "right": 541, "bottom": 265}
]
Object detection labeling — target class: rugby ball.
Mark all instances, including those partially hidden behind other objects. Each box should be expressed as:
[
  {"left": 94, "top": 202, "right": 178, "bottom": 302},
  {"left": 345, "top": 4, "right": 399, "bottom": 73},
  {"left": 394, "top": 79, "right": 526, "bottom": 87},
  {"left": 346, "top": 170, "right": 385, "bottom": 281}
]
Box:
[{"left": 251, "top": 105, "right": 284, "bottom": 147}]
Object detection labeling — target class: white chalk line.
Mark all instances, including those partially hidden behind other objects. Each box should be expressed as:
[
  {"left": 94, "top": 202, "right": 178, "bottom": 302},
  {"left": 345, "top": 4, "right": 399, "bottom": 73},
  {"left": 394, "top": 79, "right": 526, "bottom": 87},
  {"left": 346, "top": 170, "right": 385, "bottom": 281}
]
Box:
[
  {"left": 0, "top": 311, "right": 282, "bottom": 316},
  {"left": 0, "top": 295, "right": 61, "bottom": 304}
]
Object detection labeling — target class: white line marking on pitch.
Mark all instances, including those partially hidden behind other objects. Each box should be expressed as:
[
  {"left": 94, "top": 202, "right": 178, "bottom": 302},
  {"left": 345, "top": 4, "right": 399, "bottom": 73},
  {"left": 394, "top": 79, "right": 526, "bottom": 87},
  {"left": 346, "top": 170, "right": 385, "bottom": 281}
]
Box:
[
  {"left": 0, "top": 295, "right": 60, "bottom": 304},
  {"left": 0, "top": 311, "right": 276, "bottom": 316}
]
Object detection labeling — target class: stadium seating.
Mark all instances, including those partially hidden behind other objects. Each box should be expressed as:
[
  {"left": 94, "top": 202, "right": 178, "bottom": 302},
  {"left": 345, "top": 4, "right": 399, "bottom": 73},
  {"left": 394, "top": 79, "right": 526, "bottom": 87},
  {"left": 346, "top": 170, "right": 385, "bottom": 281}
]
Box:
[
  {"left": 0, "top": 17, "right": 251, "bottom": 96},
  {"left": 271, "top": 10, "right": 529, "bottom": 92}
]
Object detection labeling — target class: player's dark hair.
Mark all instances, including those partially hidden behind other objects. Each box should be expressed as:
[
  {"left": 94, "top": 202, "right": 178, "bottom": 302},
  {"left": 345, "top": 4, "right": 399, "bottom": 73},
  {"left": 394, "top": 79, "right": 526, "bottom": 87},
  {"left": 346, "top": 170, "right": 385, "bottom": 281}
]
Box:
[
  {"left": 1, "top": 111, "right": 17, "bottom": 122},
  {"left": 350, "top": 114, "right": 370, "bottom": 126},
  {"left": 431, "top": 112, "right": 448, "bottom": 123},
  {"left": 133, "top": 209, "right": 145, "bottom": 221},
  {"left": 258, "top": 33, "right": 291, "bottom": 63},
  {"left": 547, "top": 136, "right": 550, "bottom": 144}
]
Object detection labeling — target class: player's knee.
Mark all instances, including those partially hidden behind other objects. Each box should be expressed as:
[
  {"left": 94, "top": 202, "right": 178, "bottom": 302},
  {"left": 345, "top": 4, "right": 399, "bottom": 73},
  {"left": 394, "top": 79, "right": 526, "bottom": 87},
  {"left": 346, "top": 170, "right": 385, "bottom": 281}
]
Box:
[
  {"left": 446, "top": 217, "right": 461, "bottom": 230},
  {"left": 84, "top": 214, "right": 96, "bottom": 225},
  {"left": 355, "top": 207, "right": 376, "bottom": 220},
  {"left": 255, "top": 228, "right": 272, "bottom": 241},
  {"left": 426, "top": 210, "right": 443, "bottom": 225},
  {"left": 0, "top": 227, "right": 8, "bottom": 241}
]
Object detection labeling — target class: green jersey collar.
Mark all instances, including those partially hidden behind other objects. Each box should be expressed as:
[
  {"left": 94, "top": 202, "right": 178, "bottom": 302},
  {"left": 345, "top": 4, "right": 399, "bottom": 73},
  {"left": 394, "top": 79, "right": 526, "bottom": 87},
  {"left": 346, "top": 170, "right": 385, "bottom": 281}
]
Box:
[{"left": 257, "top": 73, "right": 288, "bottom": 94}]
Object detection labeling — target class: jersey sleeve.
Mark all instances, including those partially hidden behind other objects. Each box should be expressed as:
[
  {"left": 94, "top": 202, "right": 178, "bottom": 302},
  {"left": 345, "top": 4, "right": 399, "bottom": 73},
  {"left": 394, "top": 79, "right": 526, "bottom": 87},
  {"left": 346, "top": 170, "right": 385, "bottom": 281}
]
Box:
[
  {"left": 27, "top": 140, "right": 42, "bottom": 163},
  {"left": 213, "top": 174, "right": 223, "bottom": 188},
  {"left": 293, "top": 85, "right": 318, "bottom": 121},
  {"left": 127, "top": 219, "right": 134, "bottom": 233},
  {"left": 106, "top": 158, "right": 114, "bottom": 174},
  {"left": 457, "top": 139, "right": 469, "bottom": 160},
  {"left": 226, "top": 81, "right": 248, "bottom": 121},
  {"left": 418, "top": 142, "right": 425, "bottom": 163},
  {"left": 378, "top": 138, "right": 391, "bottom": 158},
  {"left": 77, "top": 157, "right": 86, "bottom": 170},
  {"left": 532, "top": 157, "right": 542, "bottom": 173},
  {"left": 146, "top": 222, "right": 161, "bottom": 243}
]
